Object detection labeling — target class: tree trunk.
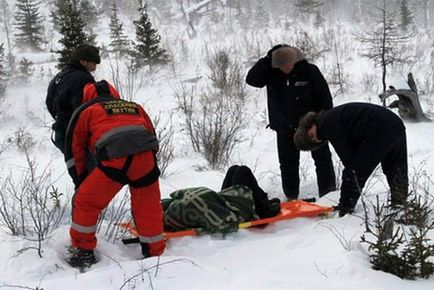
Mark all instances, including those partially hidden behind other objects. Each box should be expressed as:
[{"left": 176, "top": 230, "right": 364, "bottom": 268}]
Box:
[{"left": 378, "top": 73, "right": 431, "bottom": 122}]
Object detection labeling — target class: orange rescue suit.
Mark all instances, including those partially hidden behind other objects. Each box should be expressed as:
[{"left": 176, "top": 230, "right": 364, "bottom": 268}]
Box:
[{"left": 65, "top": 81, "right": 165, "bottom": 256}]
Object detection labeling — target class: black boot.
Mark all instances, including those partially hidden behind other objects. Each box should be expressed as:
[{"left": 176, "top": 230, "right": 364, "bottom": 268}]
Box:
[
  {"left": 68, "top": 247, "right": 97, "bottom": 270},
  {"left": 140, "top": 242, "right": 150, "bottom": 258}
]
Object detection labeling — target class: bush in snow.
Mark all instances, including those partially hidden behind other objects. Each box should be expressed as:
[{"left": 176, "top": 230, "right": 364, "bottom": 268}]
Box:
[
  {"left": 176, "top": 83, "right": 246, "bottom": 170},
  {"left": 97, "top": 190, "right": 131, "bottom": 244},
  {"left": 0, "top": 128, "right": 68, "bottom": 258},
  {"left": 361, "top": 179, "right": 434, "bottom": 279},
  {"left": 153, "top": 113, "right": 175, "bottom": 178},
  {"left": 206, "top": 48, "right": 246, "bottom": 102}
]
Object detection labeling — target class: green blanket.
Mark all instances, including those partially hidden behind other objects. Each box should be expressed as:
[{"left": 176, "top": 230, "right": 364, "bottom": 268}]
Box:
[{"left": 162, "top": 185, "right": 258, "bottom": 234}]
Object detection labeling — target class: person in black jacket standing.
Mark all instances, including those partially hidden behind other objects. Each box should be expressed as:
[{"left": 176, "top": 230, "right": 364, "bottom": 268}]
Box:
[
  {"left": 294, "top": 103, "right": 408, "bottom": 217},
  {"left": 246, "top": 45, "right": 336, "bottom": 200},
  {"left": 46, "top": 44, "right": 100, "bottom": 153}
]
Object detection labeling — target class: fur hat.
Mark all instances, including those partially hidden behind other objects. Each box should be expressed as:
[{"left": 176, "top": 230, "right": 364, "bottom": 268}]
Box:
[
  {"left": 271, "top": 47, "right": 303, "bottom": 68},
  {"left": 71, "top": 44, "right": 101, "bottom": 64},
  {"left": 293, "top": 112, "right": 325, "bottom": 151}
]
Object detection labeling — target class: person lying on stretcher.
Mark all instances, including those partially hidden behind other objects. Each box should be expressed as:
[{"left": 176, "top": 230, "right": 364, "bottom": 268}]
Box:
[{"left": 162, "top": 165, "right": 281, "bottom": 234}]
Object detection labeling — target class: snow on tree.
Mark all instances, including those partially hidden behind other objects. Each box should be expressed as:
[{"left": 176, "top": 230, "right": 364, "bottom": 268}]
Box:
[
  {"left": 0, "top": 43, "right": 6, "bottom": 98},
  {"left": 1, "top": 0, "right": 15, "bottom": 72},
  {"left": 53, "top": 0, "right": 96, "bottom": 68},
  {"left": 109, "top": 1, "right": 130, "bottom": 55},
  {"left": 254, "top": 0, "right": 270, "bottom": 28},
  {"left": 79, "top": 0, "right": 98, "bottom": 27},
  {"left": 294, "top": 0, "right": 323, "bottom": 22},
  {"left": 132, "top": 0, "right": 169, "bottom": 68},
  {"left": 400, "top": 0, "right": 414, "bottom": 32},
  {"left": 14, "top": 0, "right": 45, "bottom": 51}
]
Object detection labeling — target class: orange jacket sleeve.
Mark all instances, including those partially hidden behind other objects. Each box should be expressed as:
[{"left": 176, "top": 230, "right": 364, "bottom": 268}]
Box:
[{"left": 71, "top": 109, "right": 91, "bottom": 177}]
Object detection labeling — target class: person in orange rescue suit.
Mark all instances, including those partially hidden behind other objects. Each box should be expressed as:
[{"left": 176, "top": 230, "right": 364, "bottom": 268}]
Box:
[{"left": 63, "top": 80, "right": 164, "bottom": 269}]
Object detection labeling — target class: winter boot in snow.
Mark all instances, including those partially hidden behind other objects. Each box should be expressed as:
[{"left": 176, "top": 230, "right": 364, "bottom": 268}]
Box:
[
  {"left": 141, "top": 242, "right": 150, "bottom": 259},
  {"left": 67, "top": 247, "right": 97, "bottom": 270}
]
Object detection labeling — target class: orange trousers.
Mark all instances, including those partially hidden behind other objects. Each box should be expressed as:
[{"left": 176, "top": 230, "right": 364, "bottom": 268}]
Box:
[{"left": 70, "top": 151, "right": 165, "bottom": 256}]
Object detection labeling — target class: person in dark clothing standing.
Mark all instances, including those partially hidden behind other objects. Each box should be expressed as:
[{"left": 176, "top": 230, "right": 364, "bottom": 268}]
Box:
[
  {"left": 46, "top": 44, "right": 100, "bottom": 153},
  {"left": 246, "top": 44, "right": 336, "bottom": 200},
  {"left": 294, "top": 102, "right": 408, "bottom": 217}
]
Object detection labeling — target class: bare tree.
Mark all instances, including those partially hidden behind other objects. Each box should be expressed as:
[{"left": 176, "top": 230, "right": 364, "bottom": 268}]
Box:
[
  {"left": 358, "top": 0, "right": 412, "bottom": 94},
  {"left": 108, "top": 54, "right": 146, "bottom": 101},
  {"left": 153, "top": 113, "right": 175, "bottom": 177},
  {"left": 0, "top": 42, "right": 7, "bottom": 100},
  {"left": 1, "top": 0, "right": 15, "bottom": 73},
  {"left": 326, "top": 28, "right": 350, "bottom": 97}
]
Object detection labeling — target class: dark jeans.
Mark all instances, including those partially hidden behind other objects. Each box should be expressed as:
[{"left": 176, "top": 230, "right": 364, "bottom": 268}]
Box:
[
  {"left": 52, "top": 128, "right": 66, "bottom": 153},
  {"left": 340, "top": 132, "right": 408, "bottom": 209},
  {"left": 221, "top": 165, "right": 268, "bottom": 205},
  {"left": 52, "top": 128, "right": 96, "bottom": 172},
  {"left": 276, "top": 132, "right": 336, "bottom": 199}
]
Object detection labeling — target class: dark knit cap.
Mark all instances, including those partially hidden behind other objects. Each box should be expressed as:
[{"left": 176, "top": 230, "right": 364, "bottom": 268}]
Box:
[
  {"left": 271, "top": 47, "right": 303, "bottom": 68},
  {"left": 71, "top": 44, "right": 101, "bottom": 64},
  {"left": 293, "top": 112, "right": 325, "bottom": 151}
]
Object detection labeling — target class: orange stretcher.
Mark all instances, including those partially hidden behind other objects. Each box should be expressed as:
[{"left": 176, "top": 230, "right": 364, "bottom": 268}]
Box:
[{"left": 118, "top": 200, "right": 334, "bottom": 242}]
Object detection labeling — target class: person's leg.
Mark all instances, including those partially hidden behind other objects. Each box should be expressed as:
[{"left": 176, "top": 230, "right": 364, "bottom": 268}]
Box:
[
  {"left": 339, "top": 140, "right": 385, "bottom": 215},
  {"left": 381, "top": 133, "right": 408, "bottom": 206},
  {"left": 311, "top": 143, "right": 336, "bottom": 197},
  {"left": 228, "top": 165, "right": 268, "bottom": 201},
  {"left": 276, "top": 133, "right": 300, "bottom": 199},
  {"left": 227, "top": 165, "right": 280, "bottom": 218},
  {"left": 70, "top": 168, "right": 123, "bottom": 250},
  {"left": 131, "top": 181, "right": 165, "bottom": 257},
  {"left": 339, "top": 167, "right": 370, "bottom": 212},
  {"left": 221, "top": 165, "right": 240, "bottom": 190},
  {"left": 53, "top": 129, "right": 65, "bottom": 153},
  {"left": 128, "top": 152, "right": 165, "bottom": 257}
]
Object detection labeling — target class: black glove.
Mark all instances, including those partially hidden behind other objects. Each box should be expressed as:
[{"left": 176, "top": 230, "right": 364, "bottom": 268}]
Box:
[
  {"left": 266, "top": 44, "right": 289, "bottom": 59},
  {"left": 333, "top": 204, "right": 354, "bottom": 217}
]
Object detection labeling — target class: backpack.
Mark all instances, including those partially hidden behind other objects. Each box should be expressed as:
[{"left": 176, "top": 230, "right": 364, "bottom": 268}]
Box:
[{"left": 46, "top": 68, "right": 73, "bottom": 119}]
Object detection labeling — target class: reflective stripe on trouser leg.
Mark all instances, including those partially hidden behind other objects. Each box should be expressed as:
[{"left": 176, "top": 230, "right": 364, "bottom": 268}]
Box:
[
  {"left": 139, "top": 233, "right": 165, "bottom": 243},
  {"left": 71, "top": 222, "right": 97, "bottom": 233},
  {"left": 131, "top": 181, "right": 164, "bottom": 239},
  {"left": 128, "top": 152, "right": 164, "bottom": 251},
  {"left": 70, "top": 167, "right": 124, "bottom": 249}
]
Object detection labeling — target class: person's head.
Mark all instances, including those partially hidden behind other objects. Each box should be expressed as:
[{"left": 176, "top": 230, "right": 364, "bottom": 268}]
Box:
[
  {"left": 82, "top": 80, "right": 120, "bottom": 103},
  {"left": 293, "top": 112, "right": 325, "bottom": 151},
  {"left": 71, "top": 44, "right": 101, "bottom": 72},
  {"left": 271, "top": 47, "right": 304, "bottom": 74}
]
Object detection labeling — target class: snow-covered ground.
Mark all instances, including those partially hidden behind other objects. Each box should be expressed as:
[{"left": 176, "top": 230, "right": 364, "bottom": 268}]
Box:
[{"left": 1, "top": 1, "right": 434, "bottom": 289}]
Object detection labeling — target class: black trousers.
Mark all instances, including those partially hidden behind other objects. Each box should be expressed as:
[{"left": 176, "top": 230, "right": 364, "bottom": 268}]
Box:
[
  {"left": 221, "top": 165, "right": 268, "bottom": 205},
  {"left": 340, "top": 131, "right": 408, "bottom": 209},
  {"left": 276, "top": 132, "right": 336, "bottom": 199},
  {"left": 53, "top": 128, "right": 96, "bottom": 174}
]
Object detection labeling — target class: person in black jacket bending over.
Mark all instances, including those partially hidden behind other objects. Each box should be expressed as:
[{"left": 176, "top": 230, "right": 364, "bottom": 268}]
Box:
[
  {"left": 246, "top": 44, "right": 336, "bottom": 200},
  {"left": 294, "top": 103, "right": 408, "bottom": 217},
  {"left": 46, "top": 44, "right": 100, "bottom": 153}
]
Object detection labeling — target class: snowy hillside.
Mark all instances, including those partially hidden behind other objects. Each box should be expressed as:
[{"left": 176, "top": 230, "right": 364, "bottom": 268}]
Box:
[{"left": 0, "top": 0, "right": 434, "bottom": 289}]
